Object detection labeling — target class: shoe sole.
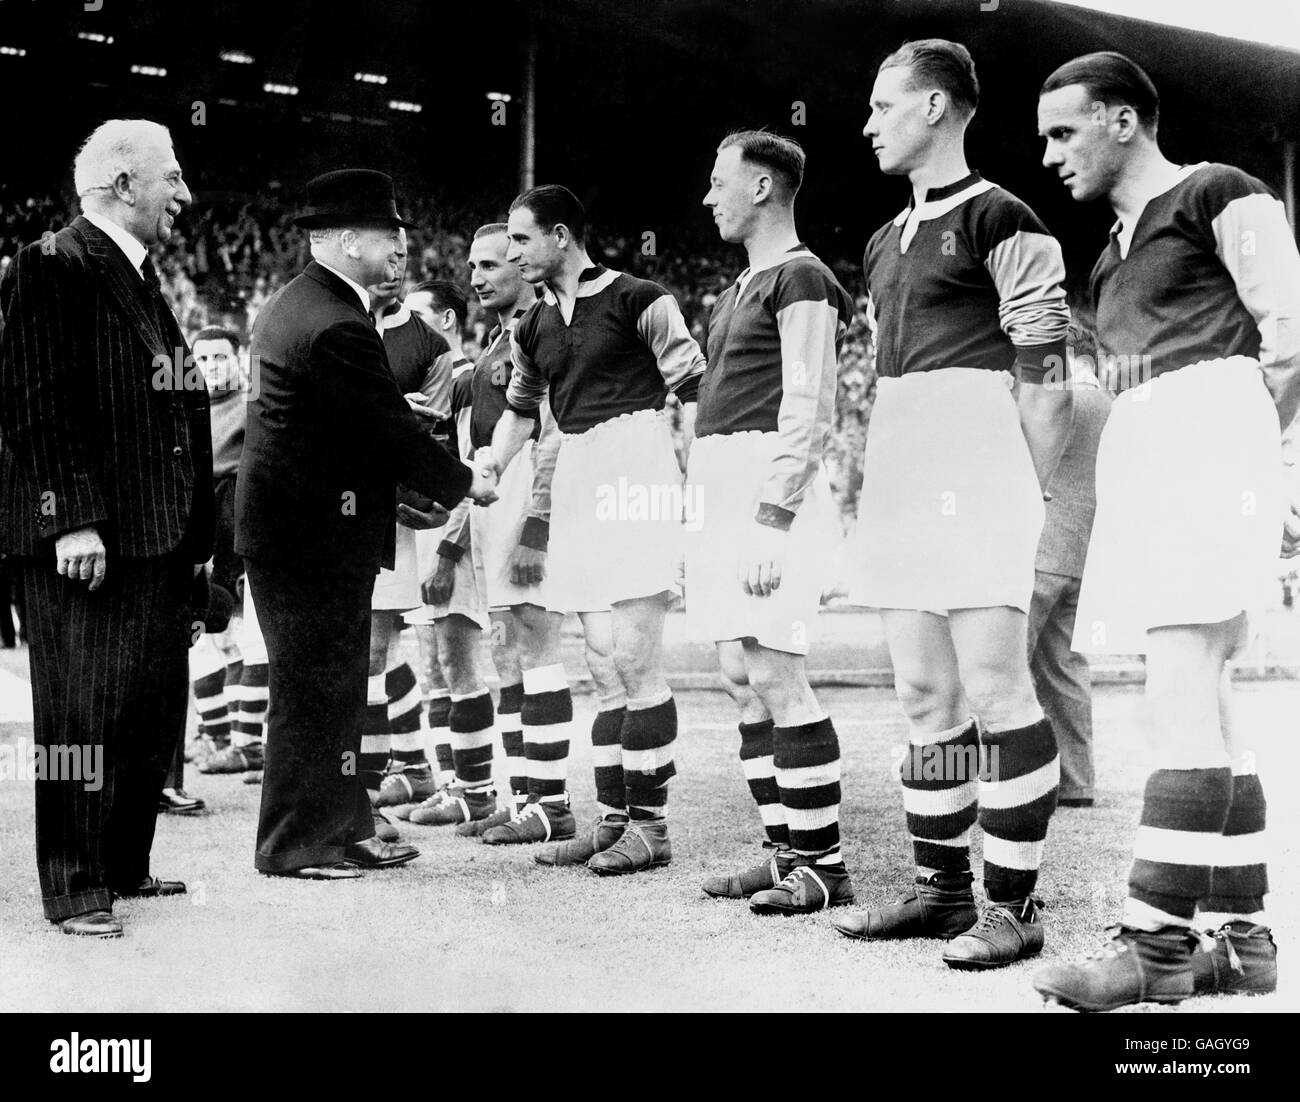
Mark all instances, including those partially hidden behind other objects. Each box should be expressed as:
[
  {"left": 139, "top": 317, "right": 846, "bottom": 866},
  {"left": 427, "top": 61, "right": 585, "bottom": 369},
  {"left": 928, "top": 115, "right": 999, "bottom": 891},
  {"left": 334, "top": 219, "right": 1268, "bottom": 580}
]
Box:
[
  {"left": 836, "top": 926, "right": 970, "bottom": 942},
  {"left": 1034, "top": 983, "right": 1187, "bottom": 1012},
  {"left": 482, "top": 827, "right": 577, "bottom": 846},
  {"left": 944, "top": 946, "right": 1044, "bottom": 972},
  {"left": 340, "top": 853, "right": 420, "bottom": 870},
  {"left": 587, "top": 858, "right": 671, "bottom": 877},
  {"left": 749, "top": 894, "right": 856, "bottom": 916}
]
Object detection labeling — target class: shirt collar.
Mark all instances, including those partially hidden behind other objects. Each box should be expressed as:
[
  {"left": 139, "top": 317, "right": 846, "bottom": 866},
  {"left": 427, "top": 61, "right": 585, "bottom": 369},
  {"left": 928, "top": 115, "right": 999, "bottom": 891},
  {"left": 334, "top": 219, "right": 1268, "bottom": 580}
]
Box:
[
  {"left": 376, "top": 300, "right": 411, "bottom": 332},
  {"left": 487, "top": 305, "right": 530, "bottom": 345},
  {"left": 736, "top": 242, "right": 810, "bottom": 291},
  {"left": 82, "top": 209, "right": 149, "bottom": 277},
  {"left": 315, "top": 259, "right": 371, "bottom": 314},
  {"left": 922, "top": 171, "right": 982, "bottom": 203}
]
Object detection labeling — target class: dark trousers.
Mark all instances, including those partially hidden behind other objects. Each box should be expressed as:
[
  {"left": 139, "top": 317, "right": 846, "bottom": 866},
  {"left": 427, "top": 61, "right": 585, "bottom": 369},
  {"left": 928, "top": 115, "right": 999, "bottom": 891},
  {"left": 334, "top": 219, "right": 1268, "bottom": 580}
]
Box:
[
  {"left": 245, "top": 558, "right": 375, "bottom": 872},
  {"left": 0, "top": 555, "right": 19, "bottom": 645},
  {"left": 21, "top": 553, "right": 193, "bottom": 921},
  {"left": 1027, "top": 569, "right": 1095, "bottom": 801}
]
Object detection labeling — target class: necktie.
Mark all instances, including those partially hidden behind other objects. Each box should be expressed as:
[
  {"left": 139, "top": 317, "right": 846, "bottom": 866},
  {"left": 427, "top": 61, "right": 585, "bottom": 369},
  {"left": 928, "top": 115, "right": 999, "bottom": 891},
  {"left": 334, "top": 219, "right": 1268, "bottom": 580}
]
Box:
[{"left": 140, "top": 258, "right": 184, "bottom": 349}]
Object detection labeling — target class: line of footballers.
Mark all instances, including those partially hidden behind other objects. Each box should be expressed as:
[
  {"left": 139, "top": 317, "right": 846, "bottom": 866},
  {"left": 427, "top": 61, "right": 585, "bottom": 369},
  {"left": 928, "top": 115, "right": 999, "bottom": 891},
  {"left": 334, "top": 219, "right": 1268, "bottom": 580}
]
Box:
[{"left": 189, "top": 42, "right": 1300, "bottom": 1013}]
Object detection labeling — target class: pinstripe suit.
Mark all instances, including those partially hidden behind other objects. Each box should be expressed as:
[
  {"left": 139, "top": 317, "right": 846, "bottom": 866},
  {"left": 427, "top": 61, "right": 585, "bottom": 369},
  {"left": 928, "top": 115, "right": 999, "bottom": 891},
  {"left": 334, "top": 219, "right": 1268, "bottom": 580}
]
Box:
[{"left": 0, "top": 216, "right": 214, "bottom": 920}]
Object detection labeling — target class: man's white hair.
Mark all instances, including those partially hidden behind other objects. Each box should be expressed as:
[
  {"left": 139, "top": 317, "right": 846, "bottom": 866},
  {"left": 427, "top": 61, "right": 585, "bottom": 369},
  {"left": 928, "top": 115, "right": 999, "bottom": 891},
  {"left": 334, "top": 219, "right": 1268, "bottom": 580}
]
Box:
[{"left": 73, "top": 119, "right": 173, "bottom": 198}]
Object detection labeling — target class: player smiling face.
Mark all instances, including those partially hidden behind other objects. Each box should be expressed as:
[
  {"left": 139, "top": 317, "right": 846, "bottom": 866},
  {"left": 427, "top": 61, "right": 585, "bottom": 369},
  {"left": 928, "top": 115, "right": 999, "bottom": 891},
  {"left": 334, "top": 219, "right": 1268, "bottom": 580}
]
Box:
[
  {"left": 703, "top": 144, "right": 759, "bottom": 244},
  {"left": 468, "top": 230, "right": 524, "bottom": 313},
  {"left": 1038, "top": 84, "right": 1126, "bottom": 203},
  {"left": 863, "top": 64, "right": 938, "bottom": 177},
  {"left": 506, "top": 206, "right": 565, "bottom": 285}
]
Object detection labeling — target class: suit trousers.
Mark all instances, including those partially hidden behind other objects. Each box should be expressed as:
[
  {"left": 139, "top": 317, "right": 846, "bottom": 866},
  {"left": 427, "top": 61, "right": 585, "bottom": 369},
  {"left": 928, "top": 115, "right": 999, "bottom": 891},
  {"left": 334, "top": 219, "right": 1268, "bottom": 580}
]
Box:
[
  {"left": 245, "top": 558, "right": 375, "bottom": 872},
  {"left": 20, "top": 552, "right": 193, "bottom": 920},
  {"left": 1028, "top": 569, "right": 1095, "bottom": 801}
]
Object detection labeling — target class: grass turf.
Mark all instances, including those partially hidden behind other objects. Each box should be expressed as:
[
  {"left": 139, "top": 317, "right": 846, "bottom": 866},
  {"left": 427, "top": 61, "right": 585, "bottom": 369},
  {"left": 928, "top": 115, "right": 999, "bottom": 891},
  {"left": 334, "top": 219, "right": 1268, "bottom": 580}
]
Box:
[{"left": 0, "top": 681, "right": 1295, "bottom": 1012}]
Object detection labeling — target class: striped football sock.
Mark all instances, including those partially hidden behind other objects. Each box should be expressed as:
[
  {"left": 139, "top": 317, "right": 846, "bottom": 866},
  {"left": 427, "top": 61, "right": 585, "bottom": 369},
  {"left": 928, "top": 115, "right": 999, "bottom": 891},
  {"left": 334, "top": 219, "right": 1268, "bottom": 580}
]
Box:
[
  {"left": 738, "top": 718, "right": 789, "bottom": 848},
  {"left": 190, "top": 638, "right": 230, "bottom": 746},
  {"left": 622, "top": 690, "right": 676, "bottom": 820},
  {"left": 1199, "top": 767, "right": 1268, "bottom": 928},
  {"left": 386, "top": 661, "right": 428, "bottom": 770},
  {"left": 978, "top": 715, "right": 1059, "bottom": 902},
  {"left": 450, "top": 689, "right": 495, "bottom": 790},
  {"left": 1124, "top": 766, "right": 1234, "bottom": 930},
  {"left": 773, "top": 716, "right": 843, "bottom": 865},
  {"left": 360, "top": 673, "right": 392, "bottom": 792},
  {"left": 498, "top": 681, "right": 527, "bottom": 809},
  {"left": 901, "top": 718, "right": 978, "bottom": 879},
  {"left": 426, "top": 689, "right": 455, "bottom": 787},
  {"left": 593, "top": 691, "right": 627, "bottom": 816},
  {"left": 231, "top": 659, "right": 268, "bottom": 750},
  {"left": 523, "top": 664, "right": 572, "bottom": 803}
]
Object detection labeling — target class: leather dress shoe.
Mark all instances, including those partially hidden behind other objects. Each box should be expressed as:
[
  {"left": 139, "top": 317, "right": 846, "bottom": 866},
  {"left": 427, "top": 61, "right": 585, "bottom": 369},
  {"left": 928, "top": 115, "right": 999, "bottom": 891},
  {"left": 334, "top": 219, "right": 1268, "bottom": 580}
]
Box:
[
  {"left": 262, "top": 863, "right": 362, "bottom": 881},
  {"left": 113, "top": 875, "right": 187, "bottom": 898},
  {"left": 342, "top": 837, "right": 420, "bottom": 868},
  {"left": 59, "top": 910, "right": 123, "bottom": 938},
  {"left": 158, "top": 787, "right": 206, "bottom": 815}
]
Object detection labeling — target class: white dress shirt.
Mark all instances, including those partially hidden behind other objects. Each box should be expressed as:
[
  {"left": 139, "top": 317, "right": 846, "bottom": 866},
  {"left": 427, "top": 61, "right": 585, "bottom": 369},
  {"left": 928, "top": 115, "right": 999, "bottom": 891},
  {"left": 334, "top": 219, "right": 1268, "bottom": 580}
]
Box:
[
  {"left": 315, "top": 259, "right": 371, "bottom": 314},
  {"left": 81, "top": 208, "right": 149, "bottom": 278}
]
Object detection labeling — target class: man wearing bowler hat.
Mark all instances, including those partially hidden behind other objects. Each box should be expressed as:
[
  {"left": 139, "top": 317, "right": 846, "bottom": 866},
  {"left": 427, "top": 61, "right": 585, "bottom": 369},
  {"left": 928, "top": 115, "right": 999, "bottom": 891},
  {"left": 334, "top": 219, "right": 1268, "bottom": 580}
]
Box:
[{"left": 236, "top": 169, "right": 498, "bottom": 880}]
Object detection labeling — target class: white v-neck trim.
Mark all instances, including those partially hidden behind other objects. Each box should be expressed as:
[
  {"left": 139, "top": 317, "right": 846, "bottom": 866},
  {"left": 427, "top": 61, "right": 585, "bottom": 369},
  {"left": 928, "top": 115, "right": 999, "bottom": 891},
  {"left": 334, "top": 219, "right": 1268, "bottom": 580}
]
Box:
[{"left": 1112, "top": 162, "right": 1207, "bottom": 259}]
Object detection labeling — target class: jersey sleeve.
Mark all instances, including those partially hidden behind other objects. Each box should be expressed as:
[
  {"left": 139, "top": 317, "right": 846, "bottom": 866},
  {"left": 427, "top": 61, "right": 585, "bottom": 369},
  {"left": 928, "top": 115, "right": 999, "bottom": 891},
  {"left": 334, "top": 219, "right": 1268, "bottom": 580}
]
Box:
[
  {"left": 504, "top": 308, "right": 547, "bottom": 418},
  {"left": 1203, "top": 167, "right": 1300, "bottom": 417},
  {"left": 979, "top": 192, "right": 1070, "bottom": 382},
  {"left": 437, "top": 389, "right": 476, "bottom": 561},
  {"left": 631, "top": 281, "right": 707, "bottom": 398},
  {"left": 520, "top": 395, "right": 559, "bottom": 552},
  {"left": 755, "top": 261, "right": 849, "bottom": 529}
]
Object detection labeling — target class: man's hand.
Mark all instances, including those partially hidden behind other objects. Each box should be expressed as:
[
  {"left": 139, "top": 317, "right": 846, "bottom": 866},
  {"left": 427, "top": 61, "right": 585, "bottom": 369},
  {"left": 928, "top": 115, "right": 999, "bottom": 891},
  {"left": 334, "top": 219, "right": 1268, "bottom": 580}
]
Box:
[
  {"left": 421, "top": 557, "right": 456, "bottom": 606},
  {"left": 739, "top": 522, "right": 787, "bottom": 598},
  {"left": 468, "top": 463, "right": 498, "bottom": 506},
  {"left": 509, "top": 544, "right": 547, "bottom": 587},
  {"left": 1282, "top": 489, "right": 1300, "bottom": 558},
  {"left": 397, "top": 501, "right": 450, "bottom": 530},
  {"left": 55, "top": 525, "right": 107, "bottom": 591},
  {"left": 404, "top": 392, "right": 440, "bottom": 420}
]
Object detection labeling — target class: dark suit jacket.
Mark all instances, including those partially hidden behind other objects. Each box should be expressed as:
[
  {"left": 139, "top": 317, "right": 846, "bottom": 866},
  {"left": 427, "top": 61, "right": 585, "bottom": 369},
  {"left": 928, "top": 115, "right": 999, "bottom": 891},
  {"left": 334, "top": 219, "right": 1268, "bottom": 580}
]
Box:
[
  {"left": 235, "top": 261, "right": 472, "bottom": 577},
  {"left": 0, "top": 216, "right": 214, "bottom": 560}
]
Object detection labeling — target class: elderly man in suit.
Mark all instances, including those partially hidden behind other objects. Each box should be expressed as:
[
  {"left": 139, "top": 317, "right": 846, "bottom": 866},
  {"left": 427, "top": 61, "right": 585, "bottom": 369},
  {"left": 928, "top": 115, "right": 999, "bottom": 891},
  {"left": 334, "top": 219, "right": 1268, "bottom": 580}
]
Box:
[
  {"left": 236, "top": 169, "right": 496, "bottom": 881},
  {"left": 0, "top": 119, "right": 214, "bottom": 938}
]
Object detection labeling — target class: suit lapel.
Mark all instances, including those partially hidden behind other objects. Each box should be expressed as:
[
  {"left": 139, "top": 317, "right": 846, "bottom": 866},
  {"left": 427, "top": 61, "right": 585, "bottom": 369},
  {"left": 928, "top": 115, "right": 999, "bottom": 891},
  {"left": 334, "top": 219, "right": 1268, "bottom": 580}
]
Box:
[{"left": 73, "top": 216, "right": 172, "bottom": 361}]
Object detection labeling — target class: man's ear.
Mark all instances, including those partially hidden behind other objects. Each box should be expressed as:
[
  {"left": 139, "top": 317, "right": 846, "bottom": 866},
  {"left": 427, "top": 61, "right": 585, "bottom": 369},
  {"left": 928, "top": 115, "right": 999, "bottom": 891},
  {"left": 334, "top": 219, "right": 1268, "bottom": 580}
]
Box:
[
  {"left": 1112, "top": 104, "right": 1141, "bottom": 144},
  {"left": 926, "top": 90, "right": 946, "bottom": 126},
  {"left": 752, "top": 171, "right": 774, "bottom": 206},
  {"left": 112, "top": 170, "right": 135, "bottom": 205}
]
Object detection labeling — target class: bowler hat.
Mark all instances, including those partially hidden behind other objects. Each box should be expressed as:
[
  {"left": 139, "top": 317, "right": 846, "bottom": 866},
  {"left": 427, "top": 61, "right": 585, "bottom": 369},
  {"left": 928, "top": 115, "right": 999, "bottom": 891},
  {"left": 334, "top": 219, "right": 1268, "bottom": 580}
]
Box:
[{"left": 293, "top": 168, "right": 415, "bottom": 229}]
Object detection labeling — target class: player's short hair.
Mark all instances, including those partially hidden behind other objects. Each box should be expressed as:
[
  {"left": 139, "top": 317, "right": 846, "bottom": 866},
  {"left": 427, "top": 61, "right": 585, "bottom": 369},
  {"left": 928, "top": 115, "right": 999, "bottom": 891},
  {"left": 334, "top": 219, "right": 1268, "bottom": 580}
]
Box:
[
  {"left": 879, "top": 39, "right": 979, "bottom": 119},
  {"left": 717, "top": 130, "right": 805, "bottom": 198},
  {"left": 413, "top": 279, "right": 468, "bottom": 330},
  {"left": 193, "top": 326, "right": 241, "bottom": 353},
  {"left": 509, "top": 185, "right": 586, "bottom": 245},
  {"left": 73, "top": 119, "right": 173, "bottom": 198},
  {"left": 473, "top": 222, "right": 509, "bottom": 240},
  {"left": 1040, "top": 52, "right": 1160, "bottom": 130}
]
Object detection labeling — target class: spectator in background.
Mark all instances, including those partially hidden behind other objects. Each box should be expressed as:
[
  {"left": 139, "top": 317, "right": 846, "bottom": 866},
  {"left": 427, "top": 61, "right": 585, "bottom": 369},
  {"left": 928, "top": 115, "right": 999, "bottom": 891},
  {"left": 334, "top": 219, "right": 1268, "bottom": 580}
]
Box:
[
  {"left": 189, "top": 327, "right": 270, "bottom": 782},
  {"left": 1027, "top": 323, "right": 1112, "bottom": 809}
]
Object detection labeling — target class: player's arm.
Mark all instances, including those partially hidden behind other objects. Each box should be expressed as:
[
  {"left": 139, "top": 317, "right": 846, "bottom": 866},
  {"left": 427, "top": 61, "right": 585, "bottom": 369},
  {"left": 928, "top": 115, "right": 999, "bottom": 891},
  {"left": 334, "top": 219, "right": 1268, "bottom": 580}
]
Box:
[
  {"left": 1210, "top": 185, "right": 1300, "bottom": 430},
  {"left": 509, "top": 396, "right": 559, "bottom": 587},
  {"left": 490, "top": 325, "right": 546, "bottom": 475},
  {"left": 635, "top": 289, "right": 706, "bottom": 404},
  {"left": 745, "top": 274, "right": 844, "bottom": 597},
  {"left": 984, "top": 218, "right": 1074, "bottom": 493}
]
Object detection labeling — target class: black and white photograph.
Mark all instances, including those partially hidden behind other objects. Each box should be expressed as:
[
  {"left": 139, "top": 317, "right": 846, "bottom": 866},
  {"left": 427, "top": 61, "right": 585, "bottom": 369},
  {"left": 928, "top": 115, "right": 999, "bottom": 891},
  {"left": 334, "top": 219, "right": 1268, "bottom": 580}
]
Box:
[{"left": 0, "top": 0, "right": 1298, "bottom": 1065}]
